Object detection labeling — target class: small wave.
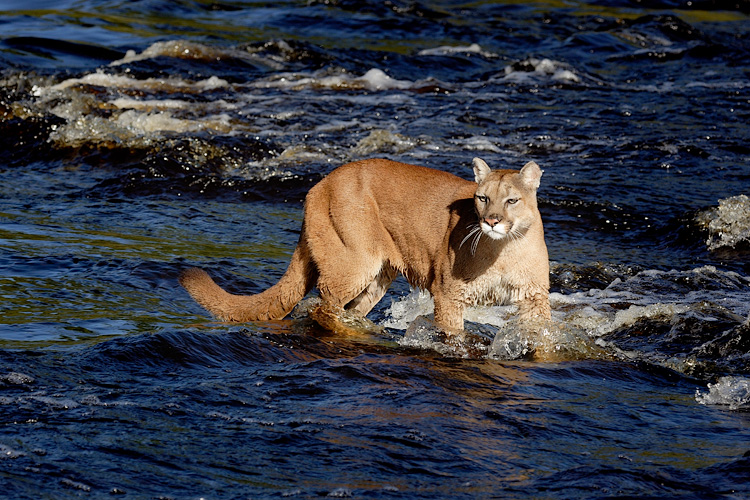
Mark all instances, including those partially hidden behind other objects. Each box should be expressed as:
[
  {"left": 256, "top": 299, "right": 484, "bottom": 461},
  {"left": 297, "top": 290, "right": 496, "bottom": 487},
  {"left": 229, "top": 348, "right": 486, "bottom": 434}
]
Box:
[
  {"left": 46, "top": 108, "right": 234, "bottom": 149},
  {"left": 448, "top": 135, "right": 503, "bottom": 153},
  {"left": 386, "top": 266, "right": 750, "bottom": 333},
  {"left": 0, "top": 372, "right": 35, "bottom": 386},
  {"left": 31, "top": 70, "right": 236, "bottom": 148},
  {"left": 251, "top": 68, "right": 415, "bottom": 92},
  {"left": 250, "top": 67, "right": 451, "bottom": 94},
  {"left": 696, "top": 376, "right": 750, "bottom": 410},
  {"left": 488, "top": 321, "right": 607, "bottom": 362},
  {"left": 417, "top": 43, "right": 496, "bottom": 58},
  {"left": 352, "top": 129, "right": 418, "bottom": 155},
  {"left": 387, "top": 290, "right": 605, "bottom": 361},
  {"left": 110, "top": 40, "right": 233, "bottom": 66},
  {"left": 109, "top": 39, "right": 288, "bottom": 71},
  {"left": 0, "top": 444, "right": 25, "bottom": 459},
  {"left": 500, "top": 58, "right": 582, "bottom": 85},
  {"left": 695, "top": 194, "right": 750, "bottom": 251},
  {"left": 44, "top": 69, "right": 229, "bottom": 94}
]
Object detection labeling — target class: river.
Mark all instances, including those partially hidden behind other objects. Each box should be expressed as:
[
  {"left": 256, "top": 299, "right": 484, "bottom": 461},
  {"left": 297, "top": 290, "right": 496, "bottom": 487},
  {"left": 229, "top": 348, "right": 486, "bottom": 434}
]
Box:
[{"left": 1, "top": 1, "right": 749, "bottom": 498}]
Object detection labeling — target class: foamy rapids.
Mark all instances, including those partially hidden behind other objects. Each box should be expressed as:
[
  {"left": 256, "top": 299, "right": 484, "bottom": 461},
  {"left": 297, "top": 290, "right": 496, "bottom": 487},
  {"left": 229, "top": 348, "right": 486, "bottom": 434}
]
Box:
[{"left": 382, "top": 265, "right": 750, "bottom": 408}]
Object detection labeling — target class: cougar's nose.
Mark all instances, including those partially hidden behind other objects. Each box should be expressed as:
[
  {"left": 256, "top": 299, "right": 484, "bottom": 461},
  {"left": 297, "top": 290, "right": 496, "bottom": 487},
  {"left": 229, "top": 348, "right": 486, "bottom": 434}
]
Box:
[{"left": 484, "top": 217, "right": 501, "bottom": 227}]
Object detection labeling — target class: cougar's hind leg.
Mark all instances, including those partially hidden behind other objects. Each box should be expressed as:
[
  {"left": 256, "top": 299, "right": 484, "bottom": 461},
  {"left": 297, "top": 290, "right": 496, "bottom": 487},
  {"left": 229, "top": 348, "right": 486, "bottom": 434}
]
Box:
[
  {"left": 303, "top": 180, "right": 394, "bottom": 333},
  {"left": 345, "top": 264, "right": 397, "bottom": 316},
  {"left": 310, "top": 256, "right": 387, "bottom": 335}
]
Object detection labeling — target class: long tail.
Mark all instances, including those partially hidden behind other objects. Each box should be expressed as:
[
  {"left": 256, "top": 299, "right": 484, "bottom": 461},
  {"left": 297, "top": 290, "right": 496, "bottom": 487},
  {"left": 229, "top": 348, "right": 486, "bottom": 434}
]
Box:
[{"left": 179, "top": 240, "right": 317, "bottom": 322}]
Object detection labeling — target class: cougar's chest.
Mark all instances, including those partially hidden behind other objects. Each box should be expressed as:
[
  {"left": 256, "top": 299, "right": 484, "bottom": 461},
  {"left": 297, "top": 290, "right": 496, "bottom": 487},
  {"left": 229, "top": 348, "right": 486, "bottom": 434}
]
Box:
[{"left": 459, "top": 265, "right": 521, "bottom": 306}]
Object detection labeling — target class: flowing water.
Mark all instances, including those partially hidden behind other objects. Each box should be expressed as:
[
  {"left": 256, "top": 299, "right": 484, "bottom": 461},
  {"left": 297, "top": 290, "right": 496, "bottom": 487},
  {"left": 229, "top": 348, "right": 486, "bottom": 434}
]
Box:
[{"left": 1, "top": 0, "right": 750, "bottom": 498}]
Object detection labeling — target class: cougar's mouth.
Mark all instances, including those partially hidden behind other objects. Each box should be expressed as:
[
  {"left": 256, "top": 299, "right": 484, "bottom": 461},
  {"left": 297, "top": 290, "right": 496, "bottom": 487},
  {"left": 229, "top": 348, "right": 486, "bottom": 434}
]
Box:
[{"left": 480, "top": 220, "right": 511, "bottom": 240}]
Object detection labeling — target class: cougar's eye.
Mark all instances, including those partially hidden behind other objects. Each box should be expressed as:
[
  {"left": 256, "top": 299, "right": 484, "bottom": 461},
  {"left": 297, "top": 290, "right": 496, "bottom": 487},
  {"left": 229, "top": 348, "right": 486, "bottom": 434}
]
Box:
[
  {"left": 507, "top": 198, "right": 519, "bottom": 205},
  {"left": 476, "top": 194, "right": 488, "bottom": 203}
]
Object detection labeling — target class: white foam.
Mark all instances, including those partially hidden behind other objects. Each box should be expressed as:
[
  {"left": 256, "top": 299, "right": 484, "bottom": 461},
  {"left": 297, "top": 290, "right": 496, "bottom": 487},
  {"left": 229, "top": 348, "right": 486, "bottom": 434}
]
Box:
[
  {"left": 695, "top": 376, "right": 750, "bottom": 410},
  {"left": 418, "top": 43, "right": 496, "bottom": 58},
  {"left": 695, "top": 194, "right": 750, "bottom": 251},
  {"left": 383, "top": 288, "right": 433, "bottom": 330},
  {"left": 455, "top": 136, "right": 502, "bottom": 153},
  {"left": 110, "top": 40, "right": 228, "bottom": 66},
  {"left": 382, "top": 266, "right": 750, "bottom": 362},
  {"left": 1, "top": 372, "right": 35, "bottom": 385},
  {"left": 501, "top": 58, "right": 582, "bottom": 84},
  {"left": 116, "top": 109, "right": 231, "bottom": 134},
  {"left": 46, "top": 70, "right": 228, "bottom": 94},
  {"left": 253, "top": 68, "right": 414, "bottom": 92},
  {"left": 352, "top": 129, "right": 417, "bottom": 155},
  {"left": 34, "top": 68, "right": 236, "bottom": 147},
  {"left": 109, "top": 39, "right": 285, "bottom": 70},
  {"left": 384, "top": 288, "right": 518, "bottom": 331},
  {"left": 47, "top": 107, "right": 234, "bottom": 147},
  {"left": 110, "top": 97, "right": 189, "bottom": 111}
]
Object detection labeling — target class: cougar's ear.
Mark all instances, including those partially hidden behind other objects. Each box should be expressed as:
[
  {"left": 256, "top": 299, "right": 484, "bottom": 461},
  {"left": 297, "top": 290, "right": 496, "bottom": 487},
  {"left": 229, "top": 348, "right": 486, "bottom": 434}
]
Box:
[
  {"left": 472, "top": 157, "right": 491, "bottom": 184},
  {"left": 519, "top": 161, "right": 542, "bottom": 190}
]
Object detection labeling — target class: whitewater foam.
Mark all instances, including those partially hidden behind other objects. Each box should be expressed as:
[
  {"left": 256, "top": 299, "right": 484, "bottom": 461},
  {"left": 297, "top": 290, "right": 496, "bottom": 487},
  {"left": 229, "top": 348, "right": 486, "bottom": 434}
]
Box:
[
  {"left": 45, "top": 70, "right": 229, "bottom": 94},
  {"left": 501, "top": 58, "right": 582, "bottom": 84},
  {"left": 110, "top": 40, "right": 229, "bottom": 66},
  {"left": 33, "top": 69, "right": 236, "bottom": 147},
  {"left": 383, "top": 266, "right": 750, "bottom": 365},
  {"left": 353, "top": 129, "right": 417, "bottom": 155},
  {"left": 109, "top": 39, "right": 286, "bottom": 71},
  {"left": 47, "top": 107, "right": 234, "bottom": 148},
  {"left": 696, "top": 194, "right": 750, "bottom": 251},
  {"left": 418, "top": 43, "right": 496, "bottom": 58},
  {"left": 252, "top": 68, "right": 419, "bottom": 92},
  {"left": 695, "top": 376, "right": 750, "bottom": 410}
]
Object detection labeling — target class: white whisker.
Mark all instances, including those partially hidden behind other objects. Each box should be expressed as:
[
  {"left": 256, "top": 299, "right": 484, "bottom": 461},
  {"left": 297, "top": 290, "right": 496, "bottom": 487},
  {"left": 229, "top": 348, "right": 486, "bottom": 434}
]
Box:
[
  {"left": 508, "top": 224, "right": 529, "bottom": 243},
  {"left": 459, "top": 224, "right": 483, "bottom": 255},
  {"left": 471, "top": 230, "right": 481, "bottom": 255},
  {"left": 460, "top": 224, "right": 480, "bottom": 248}
]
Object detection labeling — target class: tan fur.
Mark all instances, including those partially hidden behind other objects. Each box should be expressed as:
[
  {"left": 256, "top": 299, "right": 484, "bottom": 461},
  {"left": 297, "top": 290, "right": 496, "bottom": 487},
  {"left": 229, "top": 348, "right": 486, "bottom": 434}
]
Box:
[{"left": 180, "top": 158, "right": 550, "bottom": 331}]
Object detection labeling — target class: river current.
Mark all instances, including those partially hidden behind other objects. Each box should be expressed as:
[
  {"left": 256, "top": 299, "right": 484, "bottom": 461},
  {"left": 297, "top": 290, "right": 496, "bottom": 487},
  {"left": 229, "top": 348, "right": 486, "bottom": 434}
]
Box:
[{"left": 1, "top": 1, "right": 749, "bottom": 498}]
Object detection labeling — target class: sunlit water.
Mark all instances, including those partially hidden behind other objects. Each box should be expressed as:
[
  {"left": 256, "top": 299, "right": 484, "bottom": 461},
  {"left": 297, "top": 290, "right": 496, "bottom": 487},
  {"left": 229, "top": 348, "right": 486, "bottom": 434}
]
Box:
[{"left": 1, "top": 1, "right": 749, "bottom": 498}]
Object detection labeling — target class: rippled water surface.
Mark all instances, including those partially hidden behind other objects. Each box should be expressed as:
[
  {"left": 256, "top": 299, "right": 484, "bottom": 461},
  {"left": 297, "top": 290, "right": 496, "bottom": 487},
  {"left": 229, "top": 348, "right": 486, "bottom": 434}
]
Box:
[{"left": 1, "top": 0, "right": 750, "bottom": 498}]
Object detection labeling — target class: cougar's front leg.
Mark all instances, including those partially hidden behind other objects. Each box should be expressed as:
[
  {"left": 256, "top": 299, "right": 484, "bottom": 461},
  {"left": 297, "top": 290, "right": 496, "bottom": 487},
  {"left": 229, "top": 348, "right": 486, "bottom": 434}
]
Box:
[
  {"left": 432, "top": 293, "right": 465, "bottom": 331},
  {"left": 517, "top": 291, "right": 551, "bottom": 321}
]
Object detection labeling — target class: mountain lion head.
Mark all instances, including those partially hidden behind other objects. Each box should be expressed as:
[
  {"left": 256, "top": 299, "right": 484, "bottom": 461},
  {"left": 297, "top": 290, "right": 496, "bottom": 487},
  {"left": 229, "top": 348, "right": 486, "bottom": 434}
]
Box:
[{"left": 471, "top": 157, "right": 542, "bottom": 241}]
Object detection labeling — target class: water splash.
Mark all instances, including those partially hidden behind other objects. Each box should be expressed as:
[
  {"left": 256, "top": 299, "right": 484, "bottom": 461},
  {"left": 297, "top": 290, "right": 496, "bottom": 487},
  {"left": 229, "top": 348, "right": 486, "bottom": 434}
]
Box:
[
  {"left": 489, "top": 321, "right": 608, "bottom": 362},
  {"left": 353, "top": 129, "right": 417, "bottom": 156},
  {"left": 696, "top": 194, "right": 750, "bottom": 251},
  {"left": 696, "top": 376, "right": 750, "bottom": 410},
  {"left": 417, "top": 43, "right": 496, "bottom": 58},
  {"left": 384, "top": 266, "right": 750, "bottom": 371},
  {"left": 501, "top": 58, "right": 583, "bottom": 84},
  {"left": 292, "top": 298, "right": 386, "bottom": 337},
  {"left": 387, "top": 290, "right": 607, "bottom": 361},
  {"left": 400, "top": 316, "right": 491, "bottom": 359},
  {"left": 252, "top": 67, "right": 416, "bottom": 92}
]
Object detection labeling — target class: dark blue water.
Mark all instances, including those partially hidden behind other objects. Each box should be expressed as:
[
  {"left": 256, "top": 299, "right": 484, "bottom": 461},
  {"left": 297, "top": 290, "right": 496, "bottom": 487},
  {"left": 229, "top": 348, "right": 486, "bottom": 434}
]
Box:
[{"left": 1, "top": 1, "right": 750, "bottom": 498}]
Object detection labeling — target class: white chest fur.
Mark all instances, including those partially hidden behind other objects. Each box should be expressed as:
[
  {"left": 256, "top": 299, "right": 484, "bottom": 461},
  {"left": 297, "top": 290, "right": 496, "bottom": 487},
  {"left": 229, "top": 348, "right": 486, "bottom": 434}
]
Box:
[{"left": 460, "top": 266, "right": 522, "bottom": 306}]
